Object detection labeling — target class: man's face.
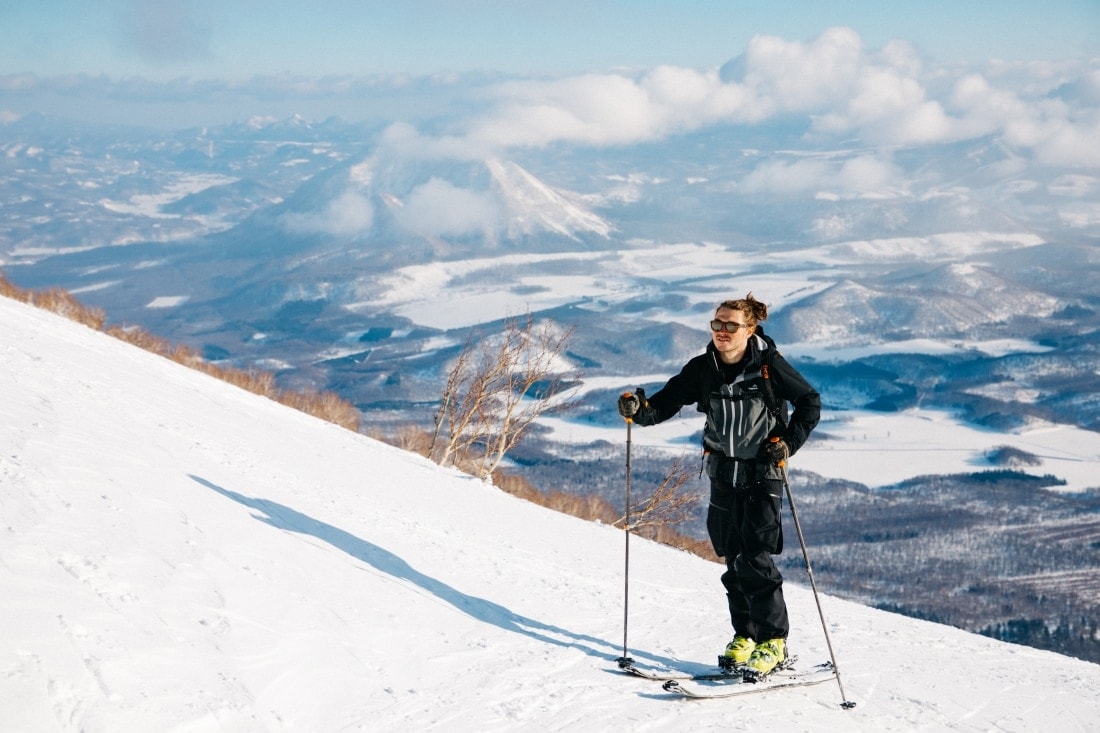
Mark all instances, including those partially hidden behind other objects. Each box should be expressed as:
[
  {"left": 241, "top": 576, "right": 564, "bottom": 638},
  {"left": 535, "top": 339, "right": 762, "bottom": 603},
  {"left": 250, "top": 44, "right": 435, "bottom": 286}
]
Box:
[{"left": 710, "top": 306, "right": 754, "bottom": 359}]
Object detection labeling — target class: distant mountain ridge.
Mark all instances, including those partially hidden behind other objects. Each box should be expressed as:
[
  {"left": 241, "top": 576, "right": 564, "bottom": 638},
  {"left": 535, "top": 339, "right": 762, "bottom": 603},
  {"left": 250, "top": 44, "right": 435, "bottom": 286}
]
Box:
[{"left": 2, "top": 114, "right": 1098, "bottom": 438}]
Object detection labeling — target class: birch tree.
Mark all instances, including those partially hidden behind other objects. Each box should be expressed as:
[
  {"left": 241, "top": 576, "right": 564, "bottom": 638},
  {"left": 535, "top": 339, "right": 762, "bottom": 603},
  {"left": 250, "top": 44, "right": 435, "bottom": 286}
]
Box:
[{"left": 430, "top": 313, "right": 578, "bottom": 480}]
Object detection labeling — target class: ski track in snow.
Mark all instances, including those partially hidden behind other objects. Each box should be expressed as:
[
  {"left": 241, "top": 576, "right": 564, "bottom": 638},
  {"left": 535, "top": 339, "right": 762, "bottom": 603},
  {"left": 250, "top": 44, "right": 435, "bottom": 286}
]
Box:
[{"left": 2, "top": 296, "right": 1100, "bottom": 732}]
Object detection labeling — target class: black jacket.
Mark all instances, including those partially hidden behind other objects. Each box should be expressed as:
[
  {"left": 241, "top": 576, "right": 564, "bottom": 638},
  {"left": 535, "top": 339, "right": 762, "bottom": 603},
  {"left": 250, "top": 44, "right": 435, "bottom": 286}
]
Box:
[{"left": 632, "top": 327, "right": 820, "bottom": 458}]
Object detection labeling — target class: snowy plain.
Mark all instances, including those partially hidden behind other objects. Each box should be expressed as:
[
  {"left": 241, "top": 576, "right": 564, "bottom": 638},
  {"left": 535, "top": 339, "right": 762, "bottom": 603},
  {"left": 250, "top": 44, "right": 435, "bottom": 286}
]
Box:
[
  {"left": 3, "top": 295, "right": 1100, "bottom": 732},
  {"left": 362, "top": 237, "right": 1100, "bottom": 494}
]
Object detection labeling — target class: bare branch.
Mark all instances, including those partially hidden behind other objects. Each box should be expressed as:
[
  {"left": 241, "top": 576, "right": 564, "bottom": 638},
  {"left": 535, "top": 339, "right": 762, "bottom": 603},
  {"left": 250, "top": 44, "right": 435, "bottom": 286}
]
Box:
[
  {"left": 429, "top": 311, "right": 578, "bottom": 480},
  {"left": 615, "top": 455, "right": 699, "bottom": 535}
]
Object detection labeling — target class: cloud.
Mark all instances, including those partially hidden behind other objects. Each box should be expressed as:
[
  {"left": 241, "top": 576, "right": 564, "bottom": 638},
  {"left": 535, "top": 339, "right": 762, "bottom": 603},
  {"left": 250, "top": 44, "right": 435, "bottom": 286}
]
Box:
[
  {"left": 729, "top": 29, "right": 961, "bottom": 146},
  {"left": 116, "top": 0, "right": 212, "bottom": 65},
  {"left": 738, "top": 154, "right": 901, "bottom": 197},
  {"left": 5, "top": 26, "right": 1098, "bottom": 170},
  {"left": 281, "top": 191, "right": 374, "bottom": 238},
  {"left": 1054, "top": 69, "right": 1100, "bottom": 106},
  {"left": 377, "top": 122, "right": 493, "bottom": 161},
  {"left": 392, "top": 178, "right": 501, "bottom": 238},
  {"left": 738, "top": 158, "right": 832, "bottom": 195},
  {"left": 724, "top": 26, "right": 866, "bottom": 114},
  {"left": 468, "top": 28, "right": 1100, "bottom": 168},
  {"left": 812, "top": 66, "right": 952, "bottom": 145},
  {"left": 1032, "top": 115, "right": 1100, "bottom": 168},
  {"left": 947, "top": 70, "right": 1100, "bottom": 168},
  {"left": 465, "top": 65, "right": 776, "bottom": 149},
  {"left": 0, "top": 74, "right": 38, "bottom": 92},
  {"left": 462, "top": 27, "right": 952, "bottom": 149},
  {"left": 467, "top": 73, "right": 665, "bottom": 147},
  {"left": 454, "top": 27, "right": 1100, "bottom": 172},
  {"left": 948, "top": 73, "right": 1028, "bottom": 139}
]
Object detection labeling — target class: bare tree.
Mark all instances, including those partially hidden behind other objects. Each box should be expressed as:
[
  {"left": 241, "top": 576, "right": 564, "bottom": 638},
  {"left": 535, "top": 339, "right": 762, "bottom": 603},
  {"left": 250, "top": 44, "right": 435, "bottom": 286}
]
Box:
[
  {"left": 430, "top": 313, "right": 578, "bottom": 480},
  {"left": 615, "top": 455, "right": 699, "bottom": 537},
  {"left": 429, "top": 333, "right": 475, "bottom": 464}
]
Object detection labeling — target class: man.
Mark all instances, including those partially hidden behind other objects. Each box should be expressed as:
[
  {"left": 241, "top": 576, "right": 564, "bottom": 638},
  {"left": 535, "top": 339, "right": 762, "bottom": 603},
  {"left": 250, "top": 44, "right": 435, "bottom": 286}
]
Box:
[{"left": 618, "top": 293, "right": 820, "bottom": 680}]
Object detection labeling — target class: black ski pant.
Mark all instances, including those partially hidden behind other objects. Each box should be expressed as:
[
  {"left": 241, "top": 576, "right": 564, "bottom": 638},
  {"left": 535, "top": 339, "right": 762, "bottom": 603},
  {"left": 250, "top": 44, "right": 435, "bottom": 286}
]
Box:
[{"left": 707, "top": 476, "right": 788, "bottom": 641}]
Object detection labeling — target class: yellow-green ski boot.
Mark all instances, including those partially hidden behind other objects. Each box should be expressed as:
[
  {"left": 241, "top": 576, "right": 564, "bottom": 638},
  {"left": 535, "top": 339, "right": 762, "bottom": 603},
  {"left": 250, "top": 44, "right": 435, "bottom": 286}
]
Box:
[
  {"left": 743, "top": 638, "right": 787, "bottom": 682},
  {"left": 719, "top": 635, "right": 755, "bottom": 670}
]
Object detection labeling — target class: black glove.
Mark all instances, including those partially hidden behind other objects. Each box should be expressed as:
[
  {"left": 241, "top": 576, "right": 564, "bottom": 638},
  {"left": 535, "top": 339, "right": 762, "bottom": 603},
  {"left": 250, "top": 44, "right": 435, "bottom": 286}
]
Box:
[
  {"left": 617, "top": 388, "right": 646, "bottom": 419},
  {"left": 764, "top": 436, "right": 789, "bottom": 466}
]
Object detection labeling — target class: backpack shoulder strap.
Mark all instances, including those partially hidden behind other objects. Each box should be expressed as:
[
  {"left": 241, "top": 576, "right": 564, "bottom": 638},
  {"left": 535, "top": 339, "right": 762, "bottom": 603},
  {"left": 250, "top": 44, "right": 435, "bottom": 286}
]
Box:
[{"left": 760, "top": 349, "right": 786, "bottom": 426}]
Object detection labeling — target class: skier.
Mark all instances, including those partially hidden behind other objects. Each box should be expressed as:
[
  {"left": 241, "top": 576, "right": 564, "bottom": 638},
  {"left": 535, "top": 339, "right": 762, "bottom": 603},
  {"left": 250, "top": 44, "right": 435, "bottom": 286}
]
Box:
[{"left": 617, "top": 293, "right": 820, "bottom": 680}]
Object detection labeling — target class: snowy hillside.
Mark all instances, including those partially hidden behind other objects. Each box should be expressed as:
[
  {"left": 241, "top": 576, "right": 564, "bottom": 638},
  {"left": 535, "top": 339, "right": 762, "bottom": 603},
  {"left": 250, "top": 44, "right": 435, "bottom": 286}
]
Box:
[{"left": 3, "top": 295, "right": 1099, "bottom": 732}]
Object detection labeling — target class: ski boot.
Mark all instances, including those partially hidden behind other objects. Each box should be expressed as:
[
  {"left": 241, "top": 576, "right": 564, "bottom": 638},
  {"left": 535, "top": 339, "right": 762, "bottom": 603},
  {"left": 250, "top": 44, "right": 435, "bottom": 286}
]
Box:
[
  {"left": 742, "top": 638, "right": 788, "bottom": 682},
  {"left": 718, "top": 635, "right": 755, "bottom": 671}
]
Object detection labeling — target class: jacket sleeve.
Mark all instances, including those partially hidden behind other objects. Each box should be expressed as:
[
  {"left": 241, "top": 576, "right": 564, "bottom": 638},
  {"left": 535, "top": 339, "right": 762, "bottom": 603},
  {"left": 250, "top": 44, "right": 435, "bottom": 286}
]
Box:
[
  {"left": 770, "top": 352, "right": 820, "bottom": 455},
  {"left": 632, "top": 357, "right": 705, "bottom": 426}
]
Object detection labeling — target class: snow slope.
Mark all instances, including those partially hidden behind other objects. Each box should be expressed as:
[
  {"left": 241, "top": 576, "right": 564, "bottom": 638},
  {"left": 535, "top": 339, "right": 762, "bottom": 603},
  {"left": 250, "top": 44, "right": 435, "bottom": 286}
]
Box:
[{"left": 2, "top": 295, "right": 1099, "bottom": 732}]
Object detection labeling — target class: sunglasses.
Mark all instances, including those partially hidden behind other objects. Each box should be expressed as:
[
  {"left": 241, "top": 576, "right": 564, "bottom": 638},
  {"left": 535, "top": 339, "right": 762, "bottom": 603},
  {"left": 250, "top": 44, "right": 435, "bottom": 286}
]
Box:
[{"left": 710, "top": 319, "right": 751, "bottom": 333}]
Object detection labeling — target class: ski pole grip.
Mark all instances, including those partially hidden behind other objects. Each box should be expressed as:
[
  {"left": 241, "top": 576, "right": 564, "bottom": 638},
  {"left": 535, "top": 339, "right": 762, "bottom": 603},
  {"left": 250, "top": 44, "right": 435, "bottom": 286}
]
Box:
[
  {"left": 620, "top": 391, "right": 636, "bottom": 423},
  {"left": 769, "top": 436, "right": 786, "bottom": 468}
]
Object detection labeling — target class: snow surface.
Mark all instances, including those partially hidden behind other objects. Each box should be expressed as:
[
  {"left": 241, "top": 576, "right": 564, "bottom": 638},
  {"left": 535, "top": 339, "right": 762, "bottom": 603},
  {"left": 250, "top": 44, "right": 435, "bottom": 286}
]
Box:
[
  {"left": 361, "top": 236, "right": 1046, "bottom": 332},
  {"left": 3, "top": 295, "right": 1100, "bottom": 732}
]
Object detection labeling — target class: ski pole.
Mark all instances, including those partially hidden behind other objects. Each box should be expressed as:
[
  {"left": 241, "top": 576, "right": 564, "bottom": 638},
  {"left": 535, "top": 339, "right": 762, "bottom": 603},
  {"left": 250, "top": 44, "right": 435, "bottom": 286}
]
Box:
[
  {"left": 778, "top": 453, "right": 856, "bottom": 709},
  {"left": 616, "top": 405, "right": 635, "bottom": 669}
]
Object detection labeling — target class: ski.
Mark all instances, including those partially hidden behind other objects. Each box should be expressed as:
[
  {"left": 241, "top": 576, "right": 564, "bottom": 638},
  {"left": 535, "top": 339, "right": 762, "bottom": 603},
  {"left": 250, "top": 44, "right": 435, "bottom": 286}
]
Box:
[
  {"left": 661, "top": 662, "right": 837, "bottom": 699},
  {"left": 620, "top": 655, "right": 803, "bottom": 682},
  {"left": 620, "top": 662, "right": 742, "bottom": 681}
]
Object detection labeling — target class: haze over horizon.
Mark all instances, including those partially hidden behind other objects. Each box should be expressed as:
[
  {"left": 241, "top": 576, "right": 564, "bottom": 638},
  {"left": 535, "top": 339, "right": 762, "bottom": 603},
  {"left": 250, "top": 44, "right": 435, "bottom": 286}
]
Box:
[
  {"left": 6, "top": 1, "right": 1097, "bottom": 78},
  {"left": 2, "top": 2, "right": 1098, "bottom": 139}
]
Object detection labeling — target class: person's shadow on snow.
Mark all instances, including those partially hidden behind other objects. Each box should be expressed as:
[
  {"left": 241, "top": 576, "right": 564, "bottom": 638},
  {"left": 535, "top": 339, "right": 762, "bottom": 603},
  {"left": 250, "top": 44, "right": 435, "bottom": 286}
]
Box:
[{"left": 192, "top": 475, "right": 675, "bottom": 668}]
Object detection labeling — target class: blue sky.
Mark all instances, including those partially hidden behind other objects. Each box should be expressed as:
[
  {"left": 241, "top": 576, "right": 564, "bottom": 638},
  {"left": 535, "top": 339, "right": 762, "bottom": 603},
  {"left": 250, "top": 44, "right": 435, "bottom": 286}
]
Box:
[{"left": 2, "top": 0, "right": 1098, "bottom": 80}]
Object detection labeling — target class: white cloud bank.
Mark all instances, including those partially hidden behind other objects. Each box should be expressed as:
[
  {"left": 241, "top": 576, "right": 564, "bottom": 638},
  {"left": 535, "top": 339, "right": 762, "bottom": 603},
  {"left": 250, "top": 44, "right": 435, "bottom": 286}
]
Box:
[
  {"left": 393, "top": 178, "right": 502, "bottom": 238},
  {"left": 738, "top": 155, "right": 902, "bottom": 197},
  {"left": 3, "top": 26, "right": 1096, "bottom": 171},
  {"left": 460, "top": 27, "right": 1100, "bottom": 168},
  {"left": 280, "top": 191, "right": 374, "bottom": 238},
  {"left": 257, "top": 27, "right": 1098, "bottom": 240}
]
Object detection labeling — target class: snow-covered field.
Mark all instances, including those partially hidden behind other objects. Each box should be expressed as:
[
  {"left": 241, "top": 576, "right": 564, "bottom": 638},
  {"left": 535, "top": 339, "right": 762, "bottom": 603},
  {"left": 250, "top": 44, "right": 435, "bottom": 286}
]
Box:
[
  {"left": 541, "top": 356, "right": 1100, "bottom": 494},
  {"left": 354, "top": 234, "right": 1100, "bottom": 494},
  {"left": 3, "top": 295, "right": 1100, "bottom": 732},
  {"left": 538, "top": 404, "right": 1100, "bottom": 494},
  {"left": 362, "top": 235, "right": 1051, "bottom": 331}
]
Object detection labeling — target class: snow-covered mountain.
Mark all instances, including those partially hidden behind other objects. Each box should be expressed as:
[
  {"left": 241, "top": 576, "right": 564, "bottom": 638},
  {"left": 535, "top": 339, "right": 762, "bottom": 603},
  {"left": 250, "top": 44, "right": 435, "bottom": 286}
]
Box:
[
  {"left": 262, "top": 143, "right": 614, "bottom": 257},
  {"left": 3, "top": 113, "right": 1100, "bottom": 669},
  {"left": 486, "top": 157, "right": 615, "bottom": 240},
  {"left": 4, "top": 280, "right": 1100, "bottom": 731}
]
